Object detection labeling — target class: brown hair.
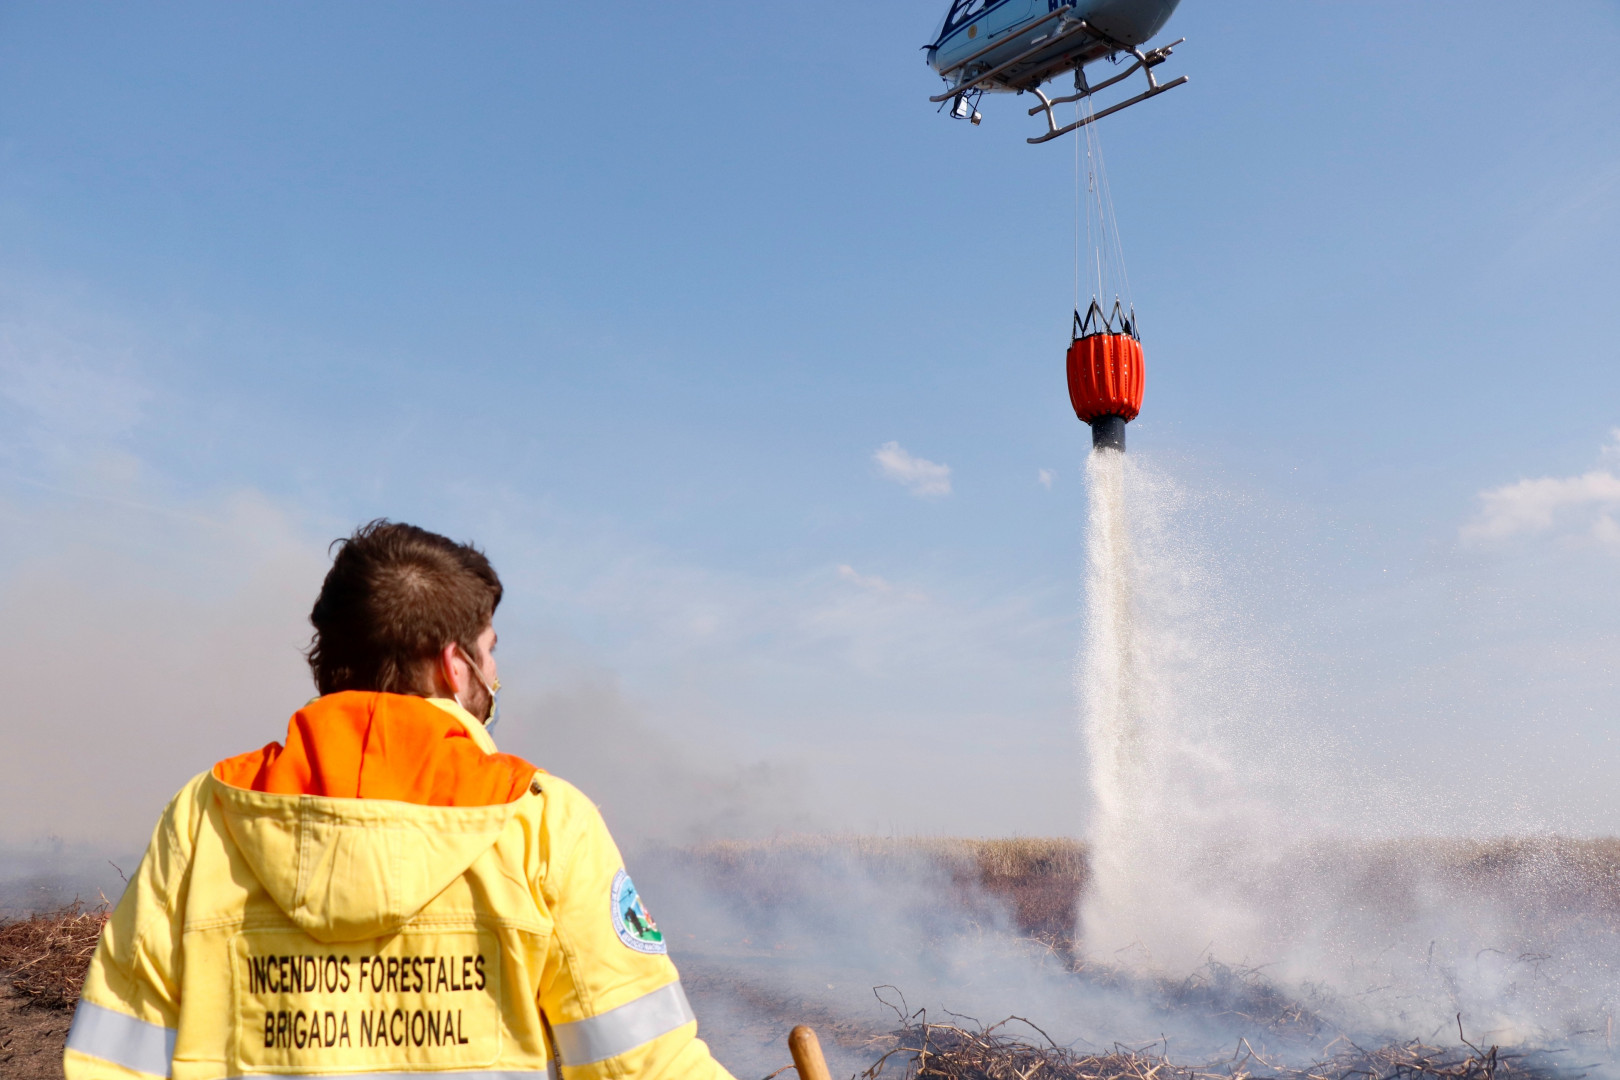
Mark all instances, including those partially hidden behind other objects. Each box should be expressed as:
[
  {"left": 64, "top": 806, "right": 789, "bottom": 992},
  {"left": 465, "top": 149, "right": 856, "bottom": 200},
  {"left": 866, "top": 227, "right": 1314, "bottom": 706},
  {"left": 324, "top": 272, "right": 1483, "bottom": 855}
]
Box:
[{"left": 306, "top": 520, "right": 502, "bottom": 696}]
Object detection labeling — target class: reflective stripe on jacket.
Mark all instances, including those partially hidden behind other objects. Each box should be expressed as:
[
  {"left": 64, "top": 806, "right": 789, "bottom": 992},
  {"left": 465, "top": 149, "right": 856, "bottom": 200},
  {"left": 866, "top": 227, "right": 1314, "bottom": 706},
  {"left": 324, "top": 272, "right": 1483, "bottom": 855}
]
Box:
[{"left": 64, "top": 692, "right": 733, "bottom": 1080}]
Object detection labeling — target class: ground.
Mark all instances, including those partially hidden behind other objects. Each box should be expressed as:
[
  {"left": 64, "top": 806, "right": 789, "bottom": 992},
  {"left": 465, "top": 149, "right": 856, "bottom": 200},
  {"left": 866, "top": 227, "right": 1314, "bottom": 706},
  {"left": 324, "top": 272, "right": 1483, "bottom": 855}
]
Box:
[
  {"left": 0, "top": 904, "right": 103, "bottom": 1080},
  {"left": 0, "top": 986, "right": 73, "bottom": 1080}
]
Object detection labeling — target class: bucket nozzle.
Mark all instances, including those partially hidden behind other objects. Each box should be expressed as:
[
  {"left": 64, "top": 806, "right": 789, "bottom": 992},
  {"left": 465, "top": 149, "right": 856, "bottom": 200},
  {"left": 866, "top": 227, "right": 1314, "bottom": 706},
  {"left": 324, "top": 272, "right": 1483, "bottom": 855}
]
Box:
[{"left": 1089, "top": 415, "right": 1127, "bottom": 452}]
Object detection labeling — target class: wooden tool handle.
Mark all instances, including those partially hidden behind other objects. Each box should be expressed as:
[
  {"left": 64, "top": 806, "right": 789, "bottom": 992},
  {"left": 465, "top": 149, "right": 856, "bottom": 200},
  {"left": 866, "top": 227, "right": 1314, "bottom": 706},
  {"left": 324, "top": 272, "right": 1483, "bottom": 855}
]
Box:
[{"left": 789, "top": 1025, "right": 832, "bottom": 1080}]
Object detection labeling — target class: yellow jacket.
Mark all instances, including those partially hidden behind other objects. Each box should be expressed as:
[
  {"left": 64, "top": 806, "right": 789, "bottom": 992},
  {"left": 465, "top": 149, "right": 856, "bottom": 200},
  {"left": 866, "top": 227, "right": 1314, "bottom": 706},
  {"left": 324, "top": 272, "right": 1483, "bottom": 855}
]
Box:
[{"left": 64, "top": 692, "right": 734, "bottom": 1080}]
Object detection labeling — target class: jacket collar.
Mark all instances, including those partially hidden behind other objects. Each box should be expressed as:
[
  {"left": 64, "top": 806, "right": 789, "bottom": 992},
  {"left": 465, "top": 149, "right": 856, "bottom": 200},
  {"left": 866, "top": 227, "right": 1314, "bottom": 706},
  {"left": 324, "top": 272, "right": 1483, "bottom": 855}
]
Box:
[{"left": 424, "top": 696, "right": 498, "bottom": 753}]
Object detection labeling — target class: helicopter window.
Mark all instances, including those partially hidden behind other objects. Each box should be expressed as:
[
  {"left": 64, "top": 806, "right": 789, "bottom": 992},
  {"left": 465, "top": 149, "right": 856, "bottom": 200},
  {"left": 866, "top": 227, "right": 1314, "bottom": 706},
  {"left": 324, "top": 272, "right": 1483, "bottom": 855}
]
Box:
[{"left": 940, "top": 0, "right": 994, "bottom": 35}]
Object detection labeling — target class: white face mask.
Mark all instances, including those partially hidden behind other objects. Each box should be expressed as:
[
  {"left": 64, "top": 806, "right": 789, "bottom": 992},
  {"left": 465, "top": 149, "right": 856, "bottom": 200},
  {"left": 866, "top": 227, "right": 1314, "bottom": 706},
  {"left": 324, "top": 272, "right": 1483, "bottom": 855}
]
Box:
[{"left": 458, "top": 647, "right": 502, "bottom": 732}]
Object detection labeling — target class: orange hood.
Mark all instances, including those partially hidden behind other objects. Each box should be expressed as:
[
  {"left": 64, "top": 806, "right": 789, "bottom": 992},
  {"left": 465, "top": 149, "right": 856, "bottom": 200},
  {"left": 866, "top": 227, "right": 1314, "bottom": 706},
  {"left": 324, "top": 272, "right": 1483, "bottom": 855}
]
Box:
[{"left": 214, "top": 690, "right": 537, "bottom": 806}]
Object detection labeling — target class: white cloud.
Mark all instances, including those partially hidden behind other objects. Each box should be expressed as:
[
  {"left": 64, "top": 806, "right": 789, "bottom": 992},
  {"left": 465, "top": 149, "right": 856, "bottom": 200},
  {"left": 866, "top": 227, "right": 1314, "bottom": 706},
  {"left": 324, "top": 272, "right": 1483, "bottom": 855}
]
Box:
[
  {"left": 1463, "top": 432, "right": 1620, "bottom": 544},
  {"left": 837, "top": 563, "right": 894, "bottom": 593},
  {"left": 873, "top": 441, "right": 951, "bottom": 498},
  {"left": 1038, "top": 468, "right": 1055, "bottom": 490},
  {"left": 1601, "top": 428, "right": 1620, "bottom": 466},
  {"left": 836, "top": 563, "right": 927, "bottom": 603}
]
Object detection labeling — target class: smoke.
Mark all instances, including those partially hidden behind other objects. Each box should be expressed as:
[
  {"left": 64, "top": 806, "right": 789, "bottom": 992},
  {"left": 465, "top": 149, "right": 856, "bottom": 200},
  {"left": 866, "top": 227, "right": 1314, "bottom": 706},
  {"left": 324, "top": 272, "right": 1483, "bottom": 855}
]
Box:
[
  {"left": 633, "top": 840, "right": 1293, "bottom": 1080},
  {"left": 0, "top": 488, "right": 327, "bottom": 853},
  {"left": 0, "top": 496, "right": 823, "bottom": 860},
  {"left": 495, "top": 674, "right": 817, "bottom": 848}
]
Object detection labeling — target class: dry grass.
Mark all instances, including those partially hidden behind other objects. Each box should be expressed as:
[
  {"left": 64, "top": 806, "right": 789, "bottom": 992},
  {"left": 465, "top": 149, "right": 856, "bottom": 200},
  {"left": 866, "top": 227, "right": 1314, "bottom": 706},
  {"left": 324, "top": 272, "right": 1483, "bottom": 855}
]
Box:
[
  {"left": 692, "top": 836, "right": 1085, "bottom": 875},
  {"left": 855, "top": 994, "right": 1566, "bottom": 1080},
  {"left": 0, "top": 904, "right": 107, "bottom": 1009}
]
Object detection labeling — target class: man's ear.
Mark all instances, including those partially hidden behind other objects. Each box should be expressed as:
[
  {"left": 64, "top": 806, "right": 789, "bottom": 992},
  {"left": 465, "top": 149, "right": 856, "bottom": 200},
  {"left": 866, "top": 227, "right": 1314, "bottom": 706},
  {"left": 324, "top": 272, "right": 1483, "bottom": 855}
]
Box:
[{"left": 433, "top": 641, "right": 465, "bottom": 698}]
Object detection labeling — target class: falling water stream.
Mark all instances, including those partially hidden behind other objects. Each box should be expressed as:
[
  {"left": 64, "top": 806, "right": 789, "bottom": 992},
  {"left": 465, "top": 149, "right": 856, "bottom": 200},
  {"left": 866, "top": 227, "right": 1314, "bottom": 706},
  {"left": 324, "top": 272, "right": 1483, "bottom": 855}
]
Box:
[
  {"left": 1077, "top": 447, "right": 1151, "bottom": 958},
  {"left": 1075, "top": 446, "right": 1278, "bottom": 972}
]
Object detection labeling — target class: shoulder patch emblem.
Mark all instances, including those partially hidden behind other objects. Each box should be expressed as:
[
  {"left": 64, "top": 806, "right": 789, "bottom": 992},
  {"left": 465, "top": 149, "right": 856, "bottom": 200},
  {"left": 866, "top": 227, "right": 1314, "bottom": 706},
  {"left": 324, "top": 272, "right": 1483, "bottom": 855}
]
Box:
[{"left": 610, "top": 869, "right": 666, "bottom": 954}]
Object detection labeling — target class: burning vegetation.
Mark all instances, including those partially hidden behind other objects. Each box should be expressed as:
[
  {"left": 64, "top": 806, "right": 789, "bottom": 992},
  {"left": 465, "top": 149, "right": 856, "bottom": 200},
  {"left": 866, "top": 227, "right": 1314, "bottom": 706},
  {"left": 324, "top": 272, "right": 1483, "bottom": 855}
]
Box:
[{"left": 858, "top": 994, "right": 1570, "bottom": 1080}]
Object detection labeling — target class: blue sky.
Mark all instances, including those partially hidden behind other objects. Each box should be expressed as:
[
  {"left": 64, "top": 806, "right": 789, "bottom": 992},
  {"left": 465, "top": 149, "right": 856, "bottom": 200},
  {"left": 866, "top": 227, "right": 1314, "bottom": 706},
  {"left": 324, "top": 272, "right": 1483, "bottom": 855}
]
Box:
[{"left": 1, "top": 1, "right": 1618, "bottom": 853}]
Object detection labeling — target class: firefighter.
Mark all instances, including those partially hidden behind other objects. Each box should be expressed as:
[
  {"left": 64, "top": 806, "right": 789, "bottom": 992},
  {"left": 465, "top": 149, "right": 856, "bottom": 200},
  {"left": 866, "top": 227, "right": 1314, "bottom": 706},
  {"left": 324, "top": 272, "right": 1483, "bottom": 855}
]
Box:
[{"left": 65, "top": 521, "right": 735, "bottom": 1080}]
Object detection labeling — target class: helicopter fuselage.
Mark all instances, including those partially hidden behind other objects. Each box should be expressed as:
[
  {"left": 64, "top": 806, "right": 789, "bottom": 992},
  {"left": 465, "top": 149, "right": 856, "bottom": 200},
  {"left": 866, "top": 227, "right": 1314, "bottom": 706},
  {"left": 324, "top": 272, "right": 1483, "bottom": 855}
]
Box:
[{"left": 927, "top": 0, "right": 1181, "bottom": 94}]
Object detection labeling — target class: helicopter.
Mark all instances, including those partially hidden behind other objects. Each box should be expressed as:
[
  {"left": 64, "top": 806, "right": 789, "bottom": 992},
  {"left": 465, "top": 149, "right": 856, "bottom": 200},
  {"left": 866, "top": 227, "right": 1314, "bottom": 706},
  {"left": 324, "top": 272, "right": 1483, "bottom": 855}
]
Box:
[{"left": 925, "top": 0, "right": 1186, "bottom": 143}]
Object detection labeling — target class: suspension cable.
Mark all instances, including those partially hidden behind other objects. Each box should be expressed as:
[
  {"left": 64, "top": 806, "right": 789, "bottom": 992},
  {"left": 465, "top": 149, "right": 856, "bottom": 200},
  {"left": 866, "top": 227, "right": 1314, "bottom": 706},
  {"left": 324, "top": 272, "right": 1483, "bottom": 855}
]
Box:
[
  {"left": 1076, "top": 93, "right": 1132, "bottom": 324},
  {"left": 1073, "top": 99, "right": 1082, "bottom": 318}
]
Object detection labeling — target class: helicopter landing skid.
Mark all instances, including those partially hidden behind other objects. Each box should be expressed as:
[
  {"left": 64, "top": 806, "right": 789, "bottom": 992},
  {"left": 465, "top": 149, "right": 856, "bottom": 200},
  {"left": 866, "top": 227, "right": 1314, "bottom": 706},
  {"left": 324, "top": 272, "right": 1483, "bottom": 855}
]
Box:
[{"left": 1027, "top": 37, "right": 1187, "bottom": 144}]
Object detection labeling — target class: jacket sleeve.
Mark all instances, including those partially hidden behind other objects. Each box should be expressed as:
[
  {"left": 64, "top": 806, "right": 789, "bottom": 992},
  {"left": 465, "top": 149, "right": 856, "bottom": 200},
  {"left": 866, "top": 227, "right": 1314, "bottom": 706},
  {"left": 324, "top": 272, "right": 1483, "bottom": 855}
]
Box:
[
  {"left": 64, "top": 775, "right": 205, "bottom": 1080},
  {"left": 533, "top": 779, "right": 733, "bottom": 1080}
]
